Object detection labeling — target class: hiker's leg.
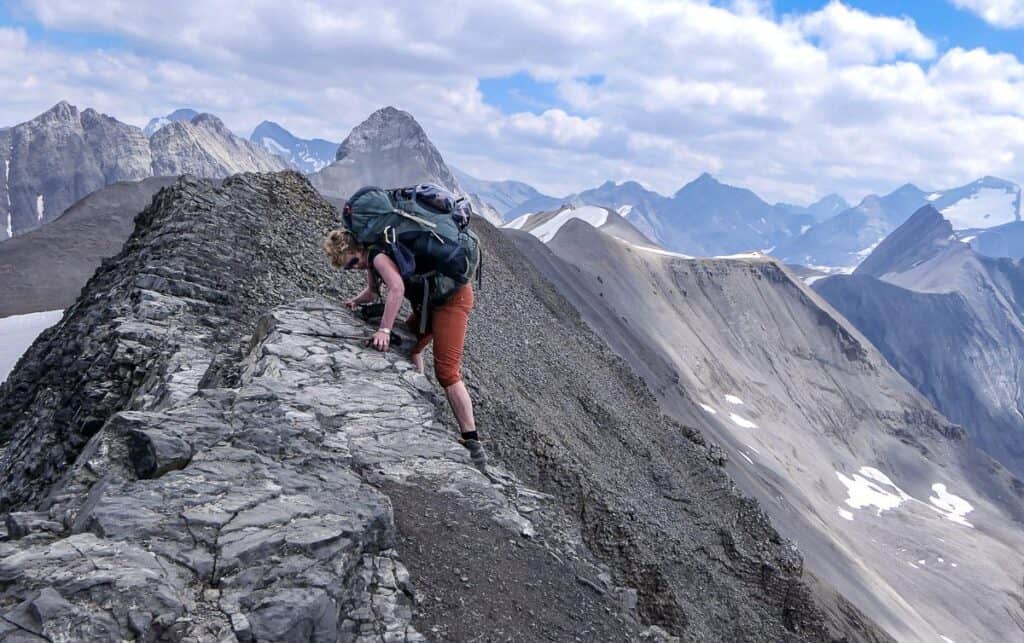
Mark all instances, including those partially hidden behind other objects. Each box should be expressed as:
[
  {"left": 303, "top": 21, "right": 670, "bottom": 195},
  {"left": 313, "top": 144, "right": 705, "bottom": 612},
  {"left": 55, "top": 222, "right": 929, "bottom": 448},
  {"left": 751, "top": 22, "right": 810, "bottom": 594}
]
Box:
[
  {"left": 432, "top": 285, "right": 474, "bottom": 434},
  {"left": 445, "top": 381, "right": 475, "bottom": 432},
  {"left": 406, "top": 310, "right": 431, "bottom": 373}
]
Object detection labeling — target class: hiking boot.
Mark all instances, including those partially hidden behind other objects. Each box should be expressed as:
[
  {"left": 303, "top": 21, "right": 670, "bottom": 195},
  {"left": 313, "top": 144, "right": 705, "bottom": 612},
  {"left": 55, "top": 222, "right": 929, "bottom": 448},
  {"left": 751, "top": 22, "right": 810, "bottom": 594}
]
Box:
[{"left": 460, "top": 438, "right": 488, "bottom": 469}]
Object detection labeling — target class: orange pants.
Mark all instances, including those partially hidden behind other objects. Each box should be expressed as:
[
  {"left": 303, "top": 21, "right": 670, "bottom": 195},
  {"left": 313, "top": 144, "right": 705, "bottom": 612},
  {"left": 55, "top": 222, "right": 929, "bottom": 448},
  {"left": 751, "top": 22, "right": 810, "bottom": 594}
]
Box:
[{"left": 408, "top": 285, "right": 474, "bottom": 387}]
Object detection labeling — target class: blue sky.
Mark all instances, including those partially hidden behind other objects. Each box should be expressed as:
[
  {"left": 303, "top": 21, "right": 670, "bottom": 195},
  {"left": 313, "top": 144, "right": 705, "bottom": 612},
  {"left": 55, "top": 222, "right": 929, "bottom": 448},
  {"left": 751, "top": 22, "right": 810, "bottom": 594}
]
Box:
[
  {"left": 478, "top": 1, "right": 1024, "bottom": 117},
  {"left": 776, "top": 1, "right": 1024, "bottom": 57},
  {"left": 2, "top": 0, "right": 1024, "bottom": 202}
]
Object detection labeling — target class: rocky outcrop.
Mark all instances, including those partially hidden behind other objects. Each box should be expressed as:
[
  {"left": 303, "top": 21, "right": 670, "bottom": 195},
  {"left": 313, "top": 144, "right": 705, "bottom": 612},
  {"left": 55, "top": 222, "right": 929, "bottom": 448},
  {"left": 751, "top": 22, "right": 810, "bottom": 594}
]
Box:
[
  {"left": 0, "top": 170, "right": 869, "bottom": 640},
  {"left": 0, "top": 102, "right": 152, "bottom": 239},
  {"left": 150, "top": 114, "right": 289, "bottom": 177},
  {"left": 0, "top": 297, "right": 630, "bottom": 641},
  {"left": 311, "top": 107, "right": 459, "bottom": 201},
  {"left": 0, "top": 171, "right": 338, "bottom": 509},
  {"left": 0, "top": 103, "right": 289, "bottom": 240}
]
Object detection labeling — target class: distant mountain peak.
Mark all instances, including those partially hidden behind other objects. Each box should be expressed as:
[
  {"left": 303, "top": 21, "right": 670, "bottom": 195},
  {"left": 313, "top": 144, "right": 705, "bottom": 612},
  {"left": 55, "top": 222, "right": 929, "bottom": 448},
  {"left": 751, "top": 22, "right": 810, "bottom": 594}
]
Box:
[
  {"left": 856, "top": 205, "right": 955, "bottom": 277},
  {"left": 143, "top": 108, "right": 199, "bottom": 137},
  {"left": 249, "top": 120, "right": 338, "bottom": 174},
  {"left": 337, "top": 106, "right": 429, "bottom": 161},
  {"left": 41, "top": 100, "right": 77, "bottom": 121}
]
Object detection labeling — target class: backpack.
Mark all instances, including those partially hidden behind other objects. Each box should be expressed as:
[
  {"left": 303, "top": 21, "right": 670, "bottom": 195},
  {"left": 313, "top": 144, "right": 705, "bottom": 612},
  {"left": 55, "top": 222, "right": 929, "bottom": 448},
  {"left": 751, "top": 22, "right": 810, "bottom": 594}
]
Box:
[{"left": 343, "top": 184, "right": 483, "bottom": 320}]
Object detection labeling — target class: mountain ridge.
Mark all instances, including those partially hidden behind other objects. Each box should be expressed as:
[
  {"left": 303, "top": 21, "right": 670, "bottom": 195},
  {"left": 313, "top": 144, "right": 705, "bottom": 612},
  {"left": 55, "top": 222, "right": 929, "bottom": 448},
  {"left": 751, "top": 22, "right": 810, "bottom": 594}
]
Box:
[{"left": 0, "top": 102, "right": 287, "bottom": 239}]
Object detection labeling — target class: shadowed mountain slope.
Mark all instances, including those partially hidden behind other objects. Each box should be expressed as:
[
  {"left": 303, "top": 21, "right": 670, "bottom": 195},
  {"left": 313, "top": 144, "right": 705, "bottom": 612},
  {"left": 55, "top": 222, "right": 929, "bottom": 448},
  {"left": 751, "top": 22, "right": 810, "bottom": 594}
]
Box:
[
  {"left": 817, "top": 205, "right": 1024, "bottom": 479},
  {"left": 0, "top": 177, "right": 176, "bottom": 318}
]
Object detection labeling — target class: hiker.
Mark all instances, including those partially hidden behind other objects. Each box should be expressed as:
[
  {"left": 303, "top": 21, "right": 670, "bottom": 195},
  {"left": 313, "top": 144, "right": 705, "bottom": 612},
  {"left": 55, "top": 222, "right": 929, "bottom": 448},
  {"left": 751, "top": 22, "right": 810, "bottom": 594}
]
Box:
[{"left": 322, "top": 184, "right": 486, "bottom": 468}]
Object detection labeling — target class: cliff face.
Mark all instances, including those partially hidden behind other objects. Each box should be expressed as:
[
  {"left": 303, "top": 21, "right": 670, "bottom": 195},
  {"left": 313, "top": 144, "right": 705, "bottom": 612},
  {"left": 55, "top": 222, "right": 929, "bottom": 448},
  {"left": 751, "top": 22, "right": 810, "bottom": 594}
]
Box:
[
  {"left": 0, "top": 171, "right": 870, "bottom": 640},
  {"left": 0, "top": 102, "right": 152, "bottom": 238},
  {"left": 818, "top": 206, "right": 1024, "bottom": 479},
  {"left": 150, "top": 114, "right": 289, "bottom": 177},
  {"left": 0, "top": 103, "right": 289, "bottom": 240}
]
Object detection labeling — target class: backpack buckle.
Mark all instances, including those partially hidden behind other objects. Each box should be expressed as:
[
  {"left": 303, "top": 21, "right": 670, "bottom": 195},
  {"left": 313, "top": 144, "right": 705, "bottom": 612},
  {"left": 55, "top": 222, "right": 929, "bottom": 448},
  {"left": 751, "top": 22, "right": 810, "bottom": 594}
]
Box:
[{"left": 383, "top": 226, "right": 397, "bottom": 245}]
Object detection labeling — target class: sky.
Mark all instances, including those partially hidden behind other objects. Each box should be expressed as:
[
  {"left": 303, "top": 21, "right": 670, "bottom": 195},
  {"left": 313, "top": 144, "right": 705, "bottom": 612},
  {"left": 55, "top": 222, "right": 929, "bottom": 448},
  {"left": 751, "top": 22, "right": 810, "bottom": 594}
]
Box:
[{"left": 2, "top": 0, "right": 1024, "bottom": 204}]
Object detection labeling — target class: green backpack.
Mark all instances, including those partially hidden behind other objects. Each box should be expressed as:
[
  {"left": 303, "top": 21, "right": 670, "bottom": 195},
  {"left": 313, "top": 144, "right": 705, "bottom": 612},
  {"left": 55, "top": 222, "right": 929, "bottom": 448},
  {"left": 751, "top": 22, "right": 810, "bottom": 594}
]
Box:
[{"left": 343, "top": 184, "right": 482, "bottom": 316}]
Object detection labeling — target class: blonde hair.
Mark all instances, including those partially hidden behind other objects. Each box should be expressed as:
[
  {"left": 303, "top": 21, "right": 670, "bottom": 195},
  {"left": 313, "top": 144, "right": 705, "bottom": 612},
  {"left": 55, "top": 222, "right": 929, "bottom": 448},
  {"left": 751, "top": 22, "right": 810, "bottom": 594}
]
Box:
[{"left": 322, "top": 228, "right": 366, "bottom": 268}]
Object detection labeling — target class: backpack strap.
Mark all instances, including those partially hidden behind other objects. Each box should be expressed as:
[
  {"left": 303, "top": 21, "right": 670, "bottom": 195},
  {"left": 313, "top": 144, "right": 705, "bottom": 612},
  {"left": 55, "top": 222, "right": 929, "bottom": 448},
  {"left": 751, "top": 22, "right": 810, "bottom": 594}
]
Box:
[
  {"left": 390, "top": 208, "right": 439, "bottom": 229},
  {"left": 409, "top": 271, "right": 437, "bottom": 335}
]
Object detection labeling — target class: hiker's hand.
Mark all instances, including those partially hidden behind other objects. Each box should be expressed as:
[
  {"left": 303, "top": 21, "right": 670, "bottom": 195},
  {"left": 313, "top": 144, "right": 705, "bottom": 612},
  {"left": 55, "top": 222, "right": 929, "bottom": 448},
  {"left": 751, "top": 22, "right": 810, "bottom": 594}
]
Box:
[
  {"left": 343, "top": 298, "right": 358, "bottom": 309},
  {"left": 372, "top": 329, "right": 391, "bottom": 351}
]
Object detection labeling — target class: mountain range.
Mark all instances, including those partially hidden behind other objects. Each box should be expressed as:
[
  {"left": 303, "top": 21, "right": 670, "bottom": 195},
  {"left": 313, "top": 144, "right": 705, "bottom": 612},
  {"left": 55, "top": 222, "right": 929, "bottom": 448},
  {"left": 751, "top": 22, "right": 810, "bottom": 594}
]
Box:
[
  {"left": 249, "top": 120, "right": 338, "bottom": 173},
  {"left": 507, "top": 206, "right": 1024, "bottom": 642},
  {"left": 0, "top": 102, "right": 287, "bottom": 239},
  {"left": 817, "top": 205, "right": 1024, "bottom": 480}
]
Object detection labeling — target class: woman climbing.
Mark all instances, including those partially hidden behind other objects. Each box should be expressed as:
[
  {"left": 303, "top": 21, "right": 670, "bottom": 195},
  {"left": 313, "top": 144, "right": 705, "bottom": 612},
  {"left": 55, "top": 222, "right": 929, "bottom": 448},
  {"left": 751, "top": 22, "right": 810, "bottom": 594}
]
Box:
[{"left": 323, "top": 226, "right": 487, "bottom": 469}]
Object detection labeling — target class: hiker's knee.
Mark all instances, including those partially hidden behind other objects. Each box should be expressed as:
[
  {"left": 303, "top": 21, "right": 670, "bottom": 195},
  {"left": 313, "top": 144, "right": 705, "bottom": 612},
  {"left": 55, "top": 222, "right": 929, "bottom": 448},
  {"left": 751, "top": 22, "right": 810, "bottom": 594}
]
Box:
[{"left": 435, "top": 360, "right": 462, "bottom": 387}]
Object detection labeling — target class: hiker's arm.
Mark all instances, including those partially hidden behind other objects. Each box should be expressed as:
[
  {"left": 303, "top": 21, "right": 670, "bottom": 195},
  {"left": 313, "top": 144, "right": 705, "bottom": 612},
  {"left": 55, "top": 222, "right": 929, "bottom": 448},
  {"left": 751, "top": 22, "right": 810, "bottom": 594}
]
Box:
[
  {"left": 355, "top": 270, "right": 381, "bottom": 303},
  {"left": 344, "top": 271, "right": 379, "bottom": 308},
  {"left": 371, "top": 253, "right": 405, "bottom": 350}
]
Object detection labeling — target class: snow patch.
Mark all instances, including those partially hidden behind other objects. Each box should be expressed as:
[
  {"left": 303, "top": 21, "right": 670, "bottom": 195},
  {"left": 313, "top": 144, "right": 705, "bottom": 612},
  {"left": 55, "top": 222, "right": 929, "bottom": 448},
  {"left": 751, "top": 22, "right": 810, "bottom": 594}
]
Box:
[
  {"left": 940, "top": 637, "right": 956, "bottom": 643},
  {"left": 617, "top": 205, "right": 633, "bottom": 217},
  {"left": 958, "top": 234, "right": 976, "bottom": 244},
  {"left": 927, "top": 192, "right": 942, "bottom": 201},
  {"left": 260, "top": 136, "right": 289, "bottom": 155},
  {"left": 928, "top": 483, "right": 974, "bottom": 527},
  {"left": 724, "top": 394, "right": 744, "bottom": 405},
  {"left": 838, "top": 508, "right": 854, "bottom": 521},
  {"left": 698, "top": 403, "right": 717, "bottom": 415},
  {"left": 0, "top": 310, "right": 64, "bottom": 384},
  {"left": 941, "top": 187, "right": 1019, "bottom": 230},
  {"left": 503, "top": 212, "right": 532, "bottom": 231},
  {"left": 836, "top": 466, "right": 911, "bottom": 515},
  {"left": 800, "top": 224, "right": 811, "bottom": 235},
  {"left": 739, "top": 452, "right": 754, "bottom": 465},
  {"left": 729, "top": 413, "right": 758, "bottom": 429},
  {"left": 622, "top": 241, "right": 693, "bottom": 259},
  {"left": 35, "top": 194, "right": 44, "bottom": 221},
  {"left": 804, "top": 275, "right": 826, "bottom": 286},
  {"left": 715, "top": 251, "right": 765, "bottom": 259},
  {"left": 3, "top": 158, "right": 9, "bottom": 238},
  {"left": 529, "top": 205, "right": 609, "bottom": 243},
  {"left": 854, "top": 238, "right": 883, "bottom": 259}
]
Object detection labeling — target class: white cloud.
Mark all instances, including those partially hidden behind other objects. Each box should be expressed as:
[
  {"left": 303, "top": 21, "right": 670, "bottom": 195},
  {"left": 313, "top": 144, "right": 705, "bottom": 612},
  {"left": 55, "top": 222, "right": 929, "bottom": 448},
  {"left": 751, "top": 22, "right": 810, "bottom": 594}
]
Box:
[
  {"left": 794, "top": 1, "right": 936, "bottom": 64},
  {"left": 506, "top": 109, "right": 602, "bottom": 146},
  {"left": 1, "top": 1, "right": 1024, "bottom": 203},
  {"left": 951, "top": 0, "right": 1024, "bottom": 28}
]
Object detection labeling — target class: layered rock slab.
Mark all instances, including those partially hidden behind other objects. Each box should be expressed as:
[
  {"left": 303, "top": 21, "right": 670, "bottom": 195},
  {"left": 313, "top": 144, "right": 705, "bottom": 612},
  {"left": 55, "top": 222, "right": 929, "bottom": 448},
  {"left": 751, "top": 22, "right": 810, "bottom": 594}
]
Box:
[{"left": 0, "top": 300, "right": 575, "bottom": 642}]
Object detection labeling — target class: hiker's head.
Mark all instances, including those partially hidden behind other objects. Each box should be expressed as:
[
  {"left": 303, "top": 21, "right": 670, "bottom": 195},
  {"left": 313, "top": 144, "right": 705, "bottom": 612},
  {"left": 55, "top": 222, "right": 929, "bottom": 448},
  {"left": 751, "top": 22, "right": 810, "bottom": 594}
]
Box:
[{"left": 323, "top": 228, "right": 367, "bottom": 270}]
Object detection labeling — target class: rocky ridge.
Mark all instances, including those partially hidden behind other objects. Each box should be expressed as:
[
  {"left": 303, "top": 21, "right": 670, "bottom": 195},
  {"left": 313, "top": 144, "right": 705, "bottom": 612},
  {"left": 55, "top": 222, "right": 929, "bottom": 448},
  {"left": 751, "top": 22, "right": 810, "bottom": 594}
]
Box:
[{"left": 0, "top": 170, "right": 869, "bottom": 640}]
